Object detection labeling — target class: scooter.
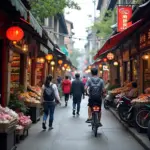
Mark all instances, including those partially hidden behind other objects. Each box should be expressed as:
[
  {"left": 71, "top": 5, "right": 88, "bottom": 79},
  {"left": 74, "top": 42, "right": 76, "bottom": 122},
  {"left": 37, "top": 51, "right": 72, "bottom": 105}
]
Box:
[{"left": 117, "top": 96, "right": 135, "bottom": 126}]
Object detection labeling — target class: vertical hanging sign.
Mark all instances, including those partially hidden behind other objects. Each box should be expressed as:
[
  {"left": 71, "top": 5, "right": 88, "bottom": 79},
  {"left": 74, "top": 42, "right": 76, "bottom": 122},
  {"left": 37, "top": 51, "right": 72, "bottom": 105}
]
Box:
[{"left": 117, "top": 6, "right": 132, "bottom": 32}]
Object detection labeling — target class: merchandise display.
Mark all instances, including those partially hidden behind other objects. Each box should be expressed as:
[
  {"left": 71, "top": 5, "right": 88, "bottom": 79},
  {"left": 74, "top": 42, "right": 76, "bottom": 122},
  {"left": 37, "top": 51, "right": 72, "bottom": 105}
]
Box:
[
  {"left": 131, "top": 94, "right": 150, "bottom": 104},
  {"left": 11, "top": 52, "right": 20, "bottom": 91},
  {"left": 0, "top": 105, "right": 18, "bottom": 124},
  {"left": 18, "top": 113, "right": 32, "bottom": 127}
]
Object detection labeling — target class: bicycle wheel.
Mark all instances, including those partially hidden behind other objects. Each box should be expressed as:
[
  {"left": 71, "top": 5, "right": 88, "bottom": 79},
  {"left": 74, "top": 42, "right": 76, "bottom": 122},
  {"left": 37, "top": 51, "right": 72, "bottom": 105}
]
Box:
[
  {"left": 118, "top": 106, "right": 129, "bottom": 123},
  {"left": 94, "top": 126, "right": 98, "bottom": 137},
  {"left": 136, "top": 109, "right": 150, "bottom": 129}
]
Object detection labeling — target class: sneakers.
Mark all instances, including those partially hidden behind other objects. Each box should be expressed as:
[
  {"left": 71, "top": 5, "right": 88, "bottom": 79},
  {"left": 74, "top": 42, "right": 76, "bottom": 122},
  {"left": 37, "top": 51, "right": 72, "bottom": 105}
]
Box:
[
  {"left": 65, "top": 101, "right": 68, "bottom": 107},
  {"left": 76, "top": 112, "right": 80, "bottom": 116},
  {"left": 42, "top": 122, "right": 47, "bottom": 130}
]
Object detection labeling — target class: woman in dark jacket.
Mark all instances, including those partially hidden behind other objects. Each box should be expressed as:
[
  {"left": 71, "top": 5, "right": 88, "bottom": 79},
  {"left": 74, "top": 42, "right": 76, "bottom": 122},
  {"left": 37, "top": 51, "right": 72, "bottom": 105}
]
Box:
[{"left": 71, "top": 73, "right": 85, "bottom": 116}]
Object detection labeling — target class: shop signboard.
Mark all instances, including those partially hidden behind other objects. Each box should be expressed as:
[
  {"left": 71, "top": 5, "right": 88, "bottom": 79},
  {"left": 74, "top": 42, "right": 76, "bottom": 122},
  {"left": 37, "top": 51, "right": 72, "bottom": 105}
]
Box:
[{"left": 117, "top": 6, "right": 132, "bottom": 32}]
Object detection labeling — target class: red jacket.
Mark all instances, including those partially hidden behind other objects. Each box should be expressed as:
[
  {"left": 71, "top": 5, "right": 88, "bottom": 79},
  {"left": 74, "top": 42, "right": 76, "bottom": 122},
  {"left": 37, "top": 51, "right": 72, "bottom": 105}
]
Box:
[{"left": 62, "top": 79, "right": 71, "bottom": 94}]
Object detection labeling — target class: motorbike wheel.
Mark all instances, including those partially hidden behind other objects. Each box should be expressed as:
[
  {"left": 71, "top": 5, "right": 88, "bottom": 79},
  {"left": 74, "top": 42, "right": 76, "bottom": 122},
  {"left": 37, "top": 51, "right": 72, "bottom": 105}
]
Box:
[
  {"left": 94, "top": 126, "right": 98, "bottom": 137},
  {"left": 136, "top": 109, "right": 150, "bottom": 132},
  {"left": 147, "top": 120, "right": 150, "bottom": 140},
  {"left": 118, "top": 106, "right": 129, "bottom": 123},
  {"left": 104, "top": 100, "right": 109, "bottom": 110}
]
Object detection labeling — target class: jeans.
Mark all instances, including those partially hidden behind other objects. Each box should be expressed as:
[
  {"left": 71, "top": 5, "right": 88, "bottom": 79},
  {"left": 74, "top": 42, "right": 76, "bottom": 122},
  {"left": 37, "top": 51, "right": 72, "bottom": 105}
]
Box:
[
  {"left": 43, "top": 102, "right": 55, "bottom": 123},
  {"left": 73, "top": 100, "right": 81, "bottom": 113},
  {"left": 64, "top": 94, "right": 69, "bottom": 102}
]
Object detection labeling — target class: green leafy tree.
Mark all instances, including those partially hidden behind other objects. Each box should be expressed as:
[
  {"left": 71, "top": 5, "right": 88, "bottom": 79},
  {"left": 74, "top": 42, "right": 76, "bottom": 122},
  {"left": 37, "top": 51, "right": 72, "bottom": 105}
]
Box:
[
  {"left": 30, "top": 0, "right": 81, "bottom": 22},
  {"left": 93, "top": 10, "right": 114, "bottom": 39}
]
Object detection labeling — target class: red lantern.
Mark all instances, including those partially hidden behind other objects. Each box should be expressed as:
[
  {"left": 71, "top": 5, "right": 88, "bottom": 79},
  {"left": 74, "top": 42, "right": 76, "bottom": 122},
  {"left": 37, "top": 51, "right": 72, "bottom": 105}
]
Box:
[
  {"left": 103, "top": 58, "right": 107, "bottom": 62},
  {"left": 6, "top": 26, "right": 24, "bottom": 41}
]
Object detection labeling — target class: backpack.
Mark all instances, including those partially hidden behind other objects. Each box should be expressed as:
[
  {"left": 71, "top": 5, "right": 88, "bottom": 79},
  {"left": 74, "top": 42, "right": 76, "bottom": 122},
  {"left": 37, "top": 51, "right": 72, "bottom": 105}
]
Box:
[
  {"left": 43, "top": 84, "right": 55, "bottom": 102},
  {"left": 89, "top": 78, "right": 103, "bottom": 101}
]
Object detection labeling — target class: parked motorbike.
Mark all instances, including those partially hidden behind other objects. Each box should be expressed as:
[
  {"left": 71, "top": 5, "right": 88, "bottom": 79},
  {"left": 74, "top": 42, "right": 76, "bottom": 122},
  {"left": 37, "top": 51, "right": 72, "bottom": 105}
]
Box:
[
  {"left": 117, "top": 96, "right": 135, "bottom": 126},
  {"left": 91, "top": 105, "right": 101, "bottom": 137},
  {"left": 104, "top": 94, "right": 115, "bottom": 109}
]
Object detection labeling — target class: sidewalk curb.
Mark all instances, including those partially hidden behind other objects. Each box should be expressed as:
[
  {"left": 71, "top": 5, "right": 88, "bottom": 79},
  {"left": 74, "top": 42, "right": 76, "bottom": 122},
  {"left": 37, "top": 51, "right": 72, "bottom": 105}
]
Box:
[{"left": 109, "top": 108, "right": 150, "bottom": 150}]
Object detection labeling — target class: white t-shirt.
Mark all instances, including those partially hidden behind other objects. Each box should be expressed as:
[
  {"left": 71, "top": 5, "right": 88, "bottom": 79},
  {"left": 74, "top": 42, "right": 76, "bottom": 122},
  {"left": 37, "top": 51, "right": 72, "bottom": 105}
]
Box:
[{"left": 41, "top": 83, "right": 60, "bottom": 102}]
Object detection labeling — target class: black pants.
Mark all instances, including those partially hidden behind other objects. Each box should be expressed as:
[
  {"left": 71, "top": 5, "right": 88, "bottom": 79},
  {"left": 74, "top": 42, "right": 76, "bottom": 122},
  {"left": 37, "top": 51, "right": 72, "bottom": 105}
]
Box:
[{"left": 64, "top": 94, "right": 69, "bottom": 102}]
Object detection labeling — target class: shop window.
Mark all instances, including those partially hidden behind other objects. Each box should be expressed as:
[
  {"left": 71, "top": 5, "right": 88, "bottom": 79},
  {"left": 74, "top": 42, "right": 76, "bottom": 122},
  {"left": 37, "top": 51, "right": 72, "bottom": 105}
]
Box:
[
  {"left": 143, "top": 55, "right": 150, "bottom": 91},
  {"left": 27, "top": 58, "right": 31, "bottom": 84},
  {"left": 11, "top": 52, "right": 20, "bottom": 91},
  {"left": 131, "top": 60, "right": 138, "bottom": 81}
]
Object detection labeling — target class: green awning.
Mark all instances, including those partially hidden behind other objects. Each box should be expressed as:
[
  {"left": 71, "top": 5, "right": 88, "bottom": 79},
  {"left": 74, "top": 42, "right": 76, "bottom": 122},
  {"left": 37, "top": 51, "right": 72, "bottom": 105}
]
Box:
[
  {"left": 60, "top": 46, "right": 69, "bottom": 56},
  {"left": 29, "top": 12, "right": 42, "bottom": 37},
  {"left": 9, "top": 0, "right": 27, "bottom": 20}
]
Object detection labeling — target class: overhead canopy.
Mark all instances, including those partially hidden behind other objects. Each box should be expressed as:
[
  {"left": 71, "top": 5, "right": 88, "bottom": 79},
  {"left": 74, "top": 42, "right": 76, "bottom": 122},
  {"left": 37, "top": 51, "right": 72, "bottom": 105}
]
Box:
[
  {"left": 9, "top": 0, "right": 27, "bottom": 19},
  {"left": 94, "top": 19, "right": 144, "bottom": 60},
  {"left": 60, "top": 46, "right": 69, "bottom": 56}
]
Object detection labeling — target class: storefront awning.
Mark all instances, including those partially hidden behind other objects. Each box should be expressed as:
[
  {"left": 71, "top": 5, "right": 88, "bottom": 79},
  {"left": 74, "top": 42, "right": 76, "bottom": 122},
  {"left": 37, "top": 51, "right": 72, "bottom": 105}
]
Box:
[
  {"left": 94, "top": 19, "right": 144, "bottom": 60},
  {"left": 40, "top": 44, "right": 48, "bottom": 54},
  {"left": 29, "top": 12, "right": 42, "bottom": 37},
  {"left": 60, "top": 46, "right": 69, "bottom": 56},
  {"left": 9, "top": 0, "right": 27, "bottom": 19}
]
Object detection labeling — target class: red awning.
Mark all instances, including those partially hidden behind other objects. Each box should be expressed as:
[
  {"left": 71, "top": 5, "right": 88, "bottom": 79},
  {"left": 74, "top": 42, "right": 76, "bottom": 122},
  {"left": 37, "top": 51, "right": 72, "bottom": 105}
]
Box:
[{"left": 94, "top": 19, "right": 144, "bottom": 60}]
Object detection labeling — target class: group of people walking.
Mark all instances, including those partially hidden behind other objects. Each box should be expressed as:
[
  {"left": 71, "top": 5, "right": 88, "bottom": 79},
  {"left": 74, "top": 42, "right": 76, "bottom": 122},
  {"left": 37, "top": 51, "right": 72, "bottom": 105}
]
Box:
[{"left": 40, "top": 73, "right": 88, "bottom": 130}]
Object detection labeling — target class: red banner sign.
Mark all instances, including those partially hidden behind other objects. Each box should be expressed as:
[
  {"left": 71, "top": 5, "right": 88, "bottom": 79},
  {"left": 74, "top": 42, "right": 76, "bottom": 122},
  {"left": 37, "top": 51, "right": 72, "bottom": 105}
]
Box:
[{"left": 117, "top": 6, "right": 132, "bottom": 32}]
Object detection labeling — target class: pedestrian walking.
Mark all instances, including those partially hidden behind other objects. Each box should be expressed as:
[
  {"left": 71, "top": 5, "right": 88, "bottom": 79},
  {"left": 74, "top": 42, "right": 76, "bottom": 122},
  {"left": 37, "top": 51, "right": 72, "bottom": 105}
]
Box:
[
  {"left": 41, "top": 74, "right": 61, "bottom": 130},
  {"left": 82, "top": 76, "right": 87, "bottom": 87},
  {"left": 71, "top": 73, "right": 85, "bottom": 116},
  {"left": 62, "top": 75, "right": 71, "bottom": 106}
]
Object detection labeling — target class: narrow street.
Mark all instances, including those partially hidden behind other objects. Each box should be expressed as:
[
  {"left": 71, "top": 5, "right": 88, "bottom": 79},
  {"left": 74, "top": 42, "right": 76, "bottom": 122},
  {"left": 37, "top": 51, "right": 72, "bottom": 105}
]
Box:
[{"left": 17, "top": 97, "right": 145, "bottom": 150}]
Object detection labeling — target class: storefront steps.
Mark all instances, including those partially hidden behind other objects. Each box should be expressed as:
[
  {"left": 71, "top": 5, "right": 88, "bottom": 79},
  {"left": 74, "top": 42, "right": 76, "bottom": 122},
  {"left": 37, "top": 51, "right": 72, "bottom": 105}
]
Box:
[{"left": 109, "top": 108, "right": 150, "bottom": 150}]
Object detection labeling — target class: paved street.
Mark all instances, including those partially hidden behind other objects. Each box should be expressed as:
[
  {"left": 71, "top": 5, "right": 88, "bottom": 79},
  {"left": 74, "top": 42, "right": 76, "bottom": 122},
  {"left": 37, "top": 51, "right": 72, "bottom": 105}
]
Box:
[{"left": 17, "top": 97, "right": 145, "bottom": 150}]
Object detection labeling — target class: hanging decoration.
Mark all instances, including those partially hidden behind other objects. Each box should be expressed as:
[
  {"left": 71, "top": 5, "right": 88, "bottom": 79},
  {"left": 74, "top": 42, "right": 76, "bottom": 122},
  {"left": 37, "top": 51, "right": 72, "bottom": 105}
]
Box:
[
  {"left": 103, "top": 58, "right": 107, "bottom": 62},
  {"left": 45, "top": 54, "right": 53, "bottom": 62},
  {"left": 6, "top": 26, "right": 24, "bottom": 41},
  {"left": 64, "top": 64, "right": 68, "bottom": 68},
  {"left": 114, "top": 61, "right": 119, "bottom": 66},
  {"left": 107, "top": 53, "right": 114, "bottom": 60},
  {"left": 50, "top": 61, "right": 55, "bottom": 66},
  {"left": 58, "top": 60, "right": 63, "bottom": 65}
]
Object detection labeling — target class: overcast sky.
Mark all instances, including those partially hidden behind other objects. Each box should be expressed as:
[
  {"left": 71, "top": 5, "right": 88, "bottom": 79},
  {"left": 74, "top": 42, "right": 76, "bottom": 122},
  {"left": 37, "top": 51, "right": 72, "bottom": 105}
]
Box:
[{"left": 65, "top": 0, "right": 99, "bottom": 50}]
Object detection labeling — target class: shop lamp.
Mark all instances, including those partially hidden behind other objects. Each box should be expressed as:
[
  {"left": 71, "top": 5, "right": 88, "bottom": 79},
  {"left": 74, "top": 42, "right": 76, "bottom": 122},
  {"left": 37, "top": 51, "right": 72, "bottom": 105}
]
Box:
[
  {"left": 64, "top": 64, "right": 68, "bottom": 68},
  {"left": 51, "top": 66, "right": 54, "bottom": 71},
  {"left": 100, "top": 71, "right": 103, "bottom": 74},
  {"left": 103, "top": 58, "right": 107, "bottom": 62},
  {"left": 22, "top": 44, "right": 28, "bottom": 52},
  {"left": 142, "top": 54, "right": 149, "bottom": 60},
  {"left": 114, "top": 61, "right": 119, "bottom": 66},
  {"left": 99, "top": 64, "right": 102, "bottom": 68},
  {"left": 51, "top": 61, "right": 55, "bottom": 66},
  {"left": 13, "top": 41, "right": 17, "bottom": 45},
  {"left": 6, "top": 26, "right": 24, "bottom": 42},
  {"left": 45, "top": 54, "right": 53, "bottom": 62},
  {"left": 58, "top": 60, "right": 63, "bottom": 65},
  {"left": 107, "top": 53, "right": 114, "bottom": 60},
  {"left": 40, "top": 58, "right": 45, "bottom": 63},
  {"left": 28, "top": 59, "right": 31, "bottom": 66},
  {"left": 62, "top": 67, "right": 65, "bottom": 71}
]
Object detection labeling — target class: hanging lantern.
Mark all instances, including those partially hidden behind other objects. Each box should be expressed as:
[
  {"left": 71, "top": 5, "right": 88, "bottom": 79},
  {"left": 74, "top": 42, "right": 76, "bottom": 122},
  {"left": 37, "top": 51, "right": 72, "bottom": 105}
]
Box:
[
  {"left": 99, "top": 64, "right": 102, "bottom": 68},
  {"left": 51, "top": 61, "right": 55, "bottom": 66},
  {"left": 142, "top": 54, "right": 149, "bottom": 60},
  {"left": 45, "top": 54, "right": 53, "bottom": 61},
  {"left": 64, "top": 64, "right": 68, "bottom": 68},
  {"left": 58, "top": 60, "right": 63, "bottom": 65},
  {"left": 103, "top": 58, "right": 107, "bottom": 62},
  {"left": 107, "top": 53, "right": 114, "bottom": 60},
  {"left": 114, "top": 61, "right": 119, "bottom": 66},
  {"left": 6, "top": 26, "right": 24, "bottom": 41}
]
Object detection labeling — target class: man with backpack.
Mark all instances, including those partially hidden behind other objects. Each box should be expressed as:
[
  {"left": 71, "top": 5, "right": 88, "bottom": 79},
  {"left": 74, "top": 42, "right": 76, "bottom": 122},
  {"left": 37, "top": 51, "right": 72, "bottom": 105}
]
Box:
[
  {"left": 85, "top": 68, "right": 105, "bottom": 125},
  {"left": 71, "top": 73, "right": 85, "bottom": 116},
  {"left": 41, "top": 75, "right": 61, "bottom": 130}
]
